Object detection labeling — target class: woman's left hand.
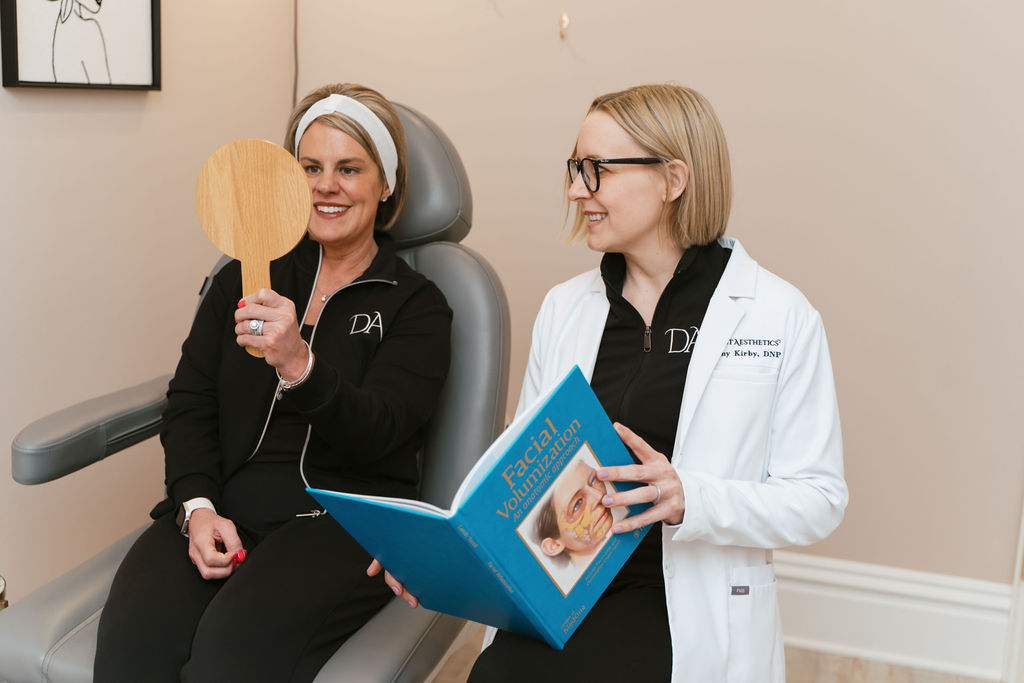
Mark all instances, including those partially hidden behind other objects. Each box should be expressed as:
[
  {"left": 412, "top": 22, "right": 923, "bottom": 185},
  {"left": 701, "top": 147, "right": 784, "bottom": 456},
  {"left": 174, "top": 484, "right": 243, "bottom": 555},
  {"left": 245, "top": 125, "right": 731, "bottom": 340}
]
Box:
[
  {"left": 597, "top": 422, "right": 686, "bottom": 530},
  {"left": 367, "top": 559, "right": 419, "bottom": 608},
  {"left": 234, "top": 289, "right": 310, "bottom": 379}
]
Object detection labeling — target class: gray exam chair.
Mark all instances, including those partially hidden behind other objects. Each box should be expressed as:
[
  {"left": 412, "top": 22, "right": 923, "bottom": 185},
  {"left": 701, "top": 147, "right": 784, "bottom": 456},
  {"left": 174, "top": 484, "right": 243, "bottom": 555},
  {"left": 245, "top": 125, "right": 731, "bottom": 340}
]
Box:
[{"left": 0, "top": 103, "right": 510, "bottom": 683}]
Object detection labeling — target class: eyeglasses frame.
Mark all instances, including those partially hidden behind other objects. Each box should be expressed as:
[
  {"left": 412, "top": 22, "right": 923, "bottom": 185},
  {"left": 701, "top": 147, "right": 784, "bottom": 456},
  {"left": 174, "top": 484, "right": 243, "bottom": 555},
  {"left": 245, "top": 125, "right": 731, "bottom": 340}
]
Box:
[{"left": 566, "top": 157, "right": 667, "bottom": 193}]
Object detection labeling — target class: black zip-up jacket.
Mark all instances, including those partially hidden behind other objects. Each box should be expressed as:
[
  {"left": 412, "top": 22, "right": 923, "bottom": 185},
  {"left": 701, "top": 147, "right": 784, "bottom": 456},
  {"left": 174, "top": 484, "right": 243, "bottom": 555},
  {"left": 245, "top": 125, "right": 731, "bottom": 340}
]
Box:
[{"left": 152, "top": 233, "right": 452, "bottom": 518}]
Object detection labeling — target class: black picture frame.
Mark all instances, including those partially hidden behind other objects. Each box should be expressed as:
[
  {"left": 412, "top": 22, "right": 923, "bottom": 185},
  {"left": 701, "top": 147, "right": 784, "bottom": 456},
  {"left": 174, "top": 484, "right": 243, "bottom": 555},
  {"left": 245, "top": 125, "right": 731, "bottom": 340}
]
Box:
[{"left": 1, "top": 0, "right": 161, "bottom": 90}]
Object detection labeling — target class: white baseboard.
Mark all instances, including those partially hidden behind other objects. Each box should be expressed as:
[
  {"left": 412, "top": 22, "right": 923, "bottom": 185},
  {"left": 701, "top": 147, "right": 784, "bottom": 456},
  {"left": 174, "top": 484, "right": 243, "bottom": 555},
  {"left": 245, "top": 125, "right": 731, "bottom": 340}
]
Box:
[{"left": 774, "top": 550, "right": 1014, "bottom": 681}]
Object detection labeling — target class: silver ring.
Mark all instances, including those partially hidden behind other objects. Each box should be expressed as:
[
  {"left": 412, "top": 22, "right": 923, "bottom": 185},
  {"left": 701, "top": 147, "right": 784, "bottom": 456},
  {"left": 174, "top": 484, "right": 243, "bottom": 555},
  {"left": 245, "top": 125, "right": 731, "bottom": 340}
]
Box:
[
  {"left": 249, "top": 319, "right": 265, "bottom": 336},
  {"left": 650, "top": 483, "right": 661, "bottom": 505}
]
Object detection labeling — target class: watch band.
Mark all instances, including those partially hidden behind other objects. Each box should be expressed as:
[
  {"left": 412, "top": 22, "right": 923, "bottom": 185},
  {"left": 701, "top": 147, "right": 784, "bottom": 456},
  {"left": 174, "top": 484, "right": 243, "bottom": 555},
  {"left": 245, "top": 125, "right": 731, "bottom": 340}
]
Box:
[{"left": 176, "top": 497, "right": 216, "bottom": 537}]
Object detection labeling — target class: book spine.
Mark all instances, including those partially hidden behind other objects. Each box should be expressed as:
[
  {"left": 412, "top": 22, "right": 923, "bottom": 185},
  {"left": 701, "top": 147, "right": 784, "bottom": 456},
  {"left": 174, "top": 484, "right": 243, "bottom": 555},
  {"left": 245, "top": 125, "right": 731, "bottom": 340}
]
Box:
[
  {"left": 455, "top": 519, "right": 517, "bottom": 596},
  {"left": 454, "top": 513, "right": 564, "bottom": 649}
]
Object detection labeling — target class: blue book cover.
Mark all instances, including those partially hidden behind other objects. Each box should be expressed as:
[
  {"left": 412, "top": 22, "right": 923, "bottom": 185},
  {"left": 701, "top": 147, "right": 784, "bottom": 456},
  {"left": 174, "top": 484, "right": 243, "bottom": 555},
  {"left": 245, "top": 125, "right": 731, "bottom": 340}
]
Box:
[{"left": 307, "top": 366, "right": 651, "bottom": 649}]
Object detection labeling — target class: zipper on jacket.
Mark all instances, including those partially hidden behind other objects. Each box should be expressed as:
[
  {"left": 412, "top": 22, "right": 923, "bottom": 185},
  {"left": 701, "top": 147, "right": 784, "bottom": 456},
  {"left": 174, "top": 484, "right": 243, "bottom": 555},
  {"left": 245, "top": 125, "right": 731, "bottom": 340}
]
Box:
[
  {"left": 294, "top": 276, "right": 395, "bottom": 488},
  {"left": 290, "top": 248, "right": 396, "bottom": 488},
  {"left": 643, "top": 325, "right": 652, "bottom": 353},
  {"left": 246, "top": 246, "right": 397, "bottom": 479}
]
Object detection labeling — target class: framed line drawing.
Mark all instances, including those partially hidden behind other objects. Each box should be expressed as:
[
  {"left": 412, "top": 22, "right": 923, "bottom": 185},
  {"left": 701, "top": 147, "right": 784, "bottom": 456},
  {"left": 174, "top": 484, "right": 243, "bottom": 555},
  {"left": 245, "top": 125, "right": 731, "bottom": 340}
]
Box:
[{"left": 1, "top": 0, "right": 160, "bottom": 89}]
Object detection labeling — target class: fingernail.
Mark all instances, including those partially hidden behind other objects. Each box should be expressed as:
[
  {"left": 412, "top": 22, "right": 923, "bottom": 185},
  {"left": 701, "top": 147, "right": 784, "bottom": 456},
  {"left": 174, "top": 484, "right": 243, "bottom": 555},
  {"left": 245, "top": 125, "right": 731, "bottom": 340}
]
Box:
[
  {"left": 602, "top": 496, "right": 613, "bottom": 506},
  {"left": 597, "top": 469, "right": 609, "bottom": 479},
  {"left": 237, "top": 299, "right": 246, "bottom": 308},
  {"left": 392, "top": 586, "right": 401, "bottom": 595},
  {"left": 613, "top": 525, "right": 623, "bottom": 534}
]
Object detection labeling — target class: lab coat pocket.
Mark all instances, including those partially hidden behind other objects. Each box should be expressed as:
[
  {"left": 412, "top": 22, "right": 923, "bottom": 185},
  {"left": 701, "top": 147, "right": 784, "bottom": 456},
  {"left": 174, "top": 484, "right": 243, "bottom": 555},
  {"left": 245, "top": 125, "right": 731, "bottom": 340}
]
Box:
[
  {"left": 726, "top": 564, "right": 784, "bottom": 683},
  {"left": 710, "top": 363, "right": 779, "bottom": 384},
  {"left": 687, "top": 366, "right": 776, "bottom": 477}
]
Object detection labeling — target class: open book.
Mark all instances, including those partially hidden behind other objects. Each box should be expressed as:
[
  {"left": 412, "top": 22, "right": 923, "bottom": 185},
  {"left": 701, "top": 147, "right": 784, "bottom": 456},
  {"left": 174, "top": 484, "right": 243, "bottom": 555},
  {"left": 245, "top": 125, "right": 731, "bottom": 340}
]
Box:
[{"left": 307, "top": 366, "right": 652, "bottom": 649}]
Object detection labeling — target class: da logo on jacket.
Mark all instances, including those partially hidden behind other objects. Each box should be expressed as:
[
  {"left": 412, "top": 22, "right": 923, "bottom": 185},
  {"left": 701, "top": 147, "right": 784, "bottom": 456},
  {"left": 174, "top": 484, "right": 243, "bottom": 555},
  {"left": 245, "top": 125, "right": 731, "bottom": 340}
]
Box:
[
  {"left": 666, "top": 326, "right": 700, "bottom": 354},
  {"left": 350, "top": 311, "right": 383, "bottom": 339}
]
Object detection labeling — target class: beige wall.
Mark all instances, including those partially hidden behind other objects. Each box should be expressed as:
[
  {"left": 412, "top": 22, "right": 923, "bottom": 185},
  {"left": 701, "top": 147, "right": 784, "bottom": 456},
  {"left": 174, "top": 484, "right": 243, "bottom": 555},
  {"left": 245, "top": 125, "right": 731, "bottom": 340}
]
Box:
[
  {"left": 296, "top": 0, "right": 1024, "bottom": 583},
  {"left": 1, "top": 0, "right": 1022, "bottom": 605},
  {"left": 0, "top": 2, "right": 294, "bottom": 600}
]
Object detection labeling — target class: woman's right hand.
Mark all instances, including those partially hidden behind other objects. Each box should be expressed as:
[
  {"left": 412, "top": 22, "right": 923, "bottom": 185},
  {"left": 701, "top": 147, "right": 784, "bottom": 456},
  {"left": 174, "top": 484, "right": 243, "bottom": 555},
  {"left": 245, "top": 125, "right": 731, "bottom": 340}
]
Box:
[
  {"left": 234, "top": 289, "right": 310, "bottom": 381},
  {"left": 367, "top": 559, "right": 419, "bottom": 607},
  {"left": 186, "top": 508, "right": 245, "bottom": 580}
]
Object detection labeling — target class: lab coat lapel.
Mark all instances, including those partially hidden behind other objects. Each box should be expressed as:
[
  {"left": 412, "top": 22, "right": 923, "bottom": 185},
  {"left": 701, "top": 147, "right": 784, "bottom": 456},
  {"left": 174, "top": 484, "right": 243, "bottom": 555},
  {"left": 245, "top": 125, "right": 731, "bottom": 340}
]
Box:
[
  {"left": 674, "top": 240, "right": 758, "bottom": 451},
  {"left": 571, "top": 277, "right": 611, "bottom": 382}
]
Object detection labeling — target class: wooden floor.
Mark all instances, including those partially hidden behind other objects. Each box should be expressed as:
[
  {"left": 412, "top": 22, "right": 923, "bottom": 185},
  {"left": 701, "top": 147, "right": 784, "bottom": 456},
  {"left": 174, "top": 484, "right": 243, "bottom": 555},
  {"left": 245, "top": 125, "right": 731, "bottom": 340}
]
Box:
[
  {"left": 784, "top": 648, "right": 994, "bottom": 683},
  {"left": 431, "top": 624, "right": 483, "bottom": 683},
  {"left": 431, "top": 625, "right": 995, "bottom": 683}
]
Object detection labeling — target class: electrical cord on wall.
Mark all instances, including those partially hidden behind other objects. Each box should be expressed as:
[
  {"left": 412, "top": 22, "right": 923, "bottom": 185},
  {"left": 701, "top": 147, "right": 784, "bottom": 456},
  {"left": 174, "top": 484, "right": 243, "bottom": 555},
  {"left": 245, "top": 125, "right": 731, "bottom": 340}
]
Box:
[{"left": 292, "top": 0, "right": 299, "bottom": 106}]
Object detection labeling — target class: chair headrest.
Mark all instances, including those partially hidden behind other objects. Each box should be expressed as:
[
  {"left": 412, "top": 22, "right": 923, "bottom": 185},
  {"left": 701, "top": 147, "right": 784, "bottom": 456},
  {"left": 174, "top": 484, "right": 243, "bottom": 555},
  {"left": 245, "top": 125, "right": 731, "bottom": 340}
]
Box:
[{"left": 388, "top": 103, "right": 472, "bottom": 248}]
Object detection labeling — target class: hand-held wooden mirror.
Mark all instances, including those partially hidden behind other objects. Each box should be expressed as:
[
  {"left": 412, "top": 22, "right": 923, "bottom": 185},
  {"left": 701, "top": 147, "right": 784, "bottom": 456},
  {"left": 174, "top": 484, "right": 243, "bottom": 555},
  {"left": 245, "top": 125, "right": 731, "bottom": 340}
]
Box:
[{"left": 196, "top": 139, "right": 311, "bottom": 357}]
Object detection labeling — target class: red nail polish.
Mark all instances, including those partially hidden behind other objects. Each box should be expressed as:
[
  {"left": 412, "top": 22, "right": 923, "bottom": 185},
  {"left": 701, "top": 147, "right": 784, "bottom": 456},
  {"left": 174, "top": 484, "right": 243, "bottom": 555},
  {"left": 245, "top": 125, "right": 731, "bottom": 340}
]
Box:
[
  {"left": 237, "top": 299, "right": 246, "bottom": 308},
  {"left": 232, "top": 550, "right": 247, "bottom": 568}
]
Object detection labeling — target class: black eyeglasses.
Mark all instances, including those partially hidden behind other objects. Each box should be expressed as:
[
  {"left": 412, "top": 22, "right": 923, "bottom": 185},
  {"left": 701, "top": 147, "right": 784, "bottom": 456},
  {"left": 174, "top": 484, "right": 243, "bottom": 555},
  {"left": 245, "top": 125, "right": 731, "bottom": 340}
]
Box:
[{"left": 566, "top": 157, "right": 665, "bottom": 193}]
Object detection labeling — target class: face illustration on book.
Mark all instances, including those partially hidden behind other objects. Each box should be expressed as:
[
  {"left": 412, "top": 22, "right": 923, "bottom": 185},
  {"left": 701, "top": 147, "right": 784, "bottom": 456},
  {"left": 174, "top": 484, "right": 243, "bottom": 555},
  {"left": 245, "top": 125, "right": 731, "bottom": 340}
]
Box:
[{"left": 538, "top": 461, "right": 614, "bottom": 562}]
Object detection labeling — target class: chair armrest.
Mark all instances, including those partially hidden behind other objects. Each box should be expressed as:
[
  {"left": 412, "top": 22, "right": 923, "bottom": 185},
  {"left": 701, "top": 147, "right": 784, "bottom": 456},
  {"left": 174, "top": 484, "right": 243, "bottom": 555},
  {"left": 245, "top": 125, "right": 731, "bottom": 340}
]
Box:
[
  {"left": 12, "top": 375, "right": 171, "bottom": 484},
  {"left": 314, "top": 601, "right": 468, "bottom": 683},
  {"left": 0, "top": 528, "right": 144, "bottom": 683}
]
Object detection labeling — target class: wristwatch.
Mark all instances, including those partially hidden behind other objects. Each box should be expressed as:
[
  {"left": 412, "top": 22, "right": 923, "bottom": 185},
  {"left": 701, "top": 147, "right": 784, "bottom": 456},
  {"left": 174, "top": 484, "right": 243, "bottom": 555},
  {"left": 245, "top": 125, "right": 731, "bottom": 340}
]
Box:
[{"left": 175, "top": 499, "right": 211, "bottom": 537}]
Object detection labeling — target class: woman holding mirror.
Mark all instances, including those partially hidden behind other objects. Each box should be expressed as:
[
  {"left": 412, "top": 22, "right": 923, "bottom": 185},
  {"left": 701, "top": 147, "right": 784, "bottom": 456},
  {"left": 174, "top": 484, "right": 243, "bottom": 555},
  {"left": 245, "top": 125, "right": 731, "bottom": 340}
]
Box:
[{"left": 95, "top": 83, "right": 452, "bottom": 682}]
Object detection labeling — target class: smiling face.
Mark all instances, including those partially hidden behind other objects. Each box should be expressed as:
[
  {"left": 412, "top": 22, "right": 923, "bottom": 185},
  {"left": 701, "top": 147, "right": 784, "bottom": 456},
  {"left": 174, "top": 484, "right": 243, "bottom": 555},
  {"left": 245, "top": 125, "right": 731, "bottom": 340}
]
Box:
[
  {"left": 297, "top": 120, "right": 388, "bottom": 252},
  {"left": 540, "top": 461, "right": 613, "bottom": 562},
  {"left": 569, "top": 111, "right": 671, "bottom": 258}
]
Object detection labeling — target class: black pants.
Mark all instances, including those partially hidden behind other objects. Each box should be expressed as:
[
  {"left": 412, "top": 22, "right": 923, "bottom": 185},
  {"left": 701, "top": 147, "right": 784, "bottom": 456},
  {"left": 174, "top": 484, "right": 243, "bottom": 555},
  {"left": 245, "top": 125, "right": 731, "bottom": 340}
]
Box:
[
  {"left": 94, "top": 511, "right": 391, "bottom": 683},
  {"left": 468, "top": 584, "right": 673, "bottom": 682}
]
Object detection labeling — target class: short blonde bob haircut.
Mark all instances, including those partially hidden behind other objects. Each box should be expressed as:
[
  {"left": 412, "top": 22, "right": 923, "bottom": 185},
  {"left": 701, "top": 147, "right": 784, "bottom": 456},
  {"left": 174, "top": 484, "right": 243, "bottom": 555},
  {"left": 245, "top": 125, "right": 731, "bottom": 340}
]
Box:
[
  {"left": 284, "top": 83, "right": 408, "bottom": 232},
  {"left": 568, "top": 84, "right": 732, "bottom": 249}
]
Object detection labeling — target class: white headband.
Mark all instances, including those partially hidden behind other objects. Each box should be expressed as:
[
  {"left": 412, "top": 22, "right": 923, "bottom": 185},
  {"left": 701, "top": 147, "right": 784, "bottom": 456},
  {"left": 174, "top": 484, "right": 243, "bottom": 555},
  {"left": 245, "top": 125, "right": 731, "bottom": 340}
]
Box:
[{"left": 294, "top": 94, "right": 398, "bottom": 197}]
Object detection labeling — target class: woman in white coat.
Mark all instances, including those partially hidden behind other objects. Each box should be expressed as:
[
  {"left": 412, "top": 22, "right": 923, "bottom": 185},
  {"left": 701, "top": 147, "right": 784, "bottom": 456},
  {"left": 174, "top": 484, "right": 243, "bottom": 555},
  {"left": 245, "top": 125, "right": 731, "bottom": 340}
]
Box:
[{"left": 379, "top": 84, "right": 847, "bottom": 681}]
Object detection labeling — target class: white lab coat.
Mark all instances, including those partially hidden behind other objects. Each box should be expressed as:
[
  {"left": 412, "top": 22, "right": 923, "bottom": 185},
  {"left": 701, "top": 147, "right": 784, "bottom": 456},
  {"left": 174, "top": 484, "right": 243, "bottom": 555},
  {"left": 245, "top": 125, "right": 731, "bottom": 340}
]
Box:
[{"left": 514, "top": 238, "right": 847, "bottom": 682}]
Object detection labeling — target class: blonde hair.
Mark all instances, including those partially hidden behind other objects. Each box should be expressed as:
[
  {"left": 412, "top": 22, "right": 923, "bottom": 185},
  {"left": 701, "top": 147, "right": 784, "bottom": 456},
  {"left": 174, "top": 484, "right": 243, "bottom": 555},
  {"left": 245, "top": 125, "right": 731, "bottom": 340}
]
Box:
[
  {"left": 567, "top": 84, "right": 732, "bottom": 249},
  {"left": 284, "top": 83, "right": 408, "bottom": 232}
]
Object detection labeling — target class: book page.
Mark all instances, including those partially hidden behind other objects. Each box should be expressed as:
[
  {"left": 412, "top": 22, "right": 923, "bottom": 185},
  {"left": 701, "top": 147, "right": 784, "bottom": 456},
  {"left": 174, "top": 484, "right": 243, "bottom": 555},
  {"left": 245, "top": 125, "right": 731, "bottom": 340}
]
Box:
[{"left": 325, "top": 493, "right": 452, "bottom": 517}]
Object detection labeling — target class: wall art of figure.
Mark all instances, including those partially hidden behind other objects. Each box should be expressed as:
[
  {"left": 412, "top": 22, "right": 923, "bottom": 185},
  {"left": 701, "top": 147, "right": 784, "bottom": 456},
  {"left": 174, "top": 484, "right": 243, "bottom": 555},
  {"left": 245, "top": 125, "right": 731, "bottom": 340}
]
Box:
[{"left": 49, "top": 0, "right": 110, "bottom": 84}]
